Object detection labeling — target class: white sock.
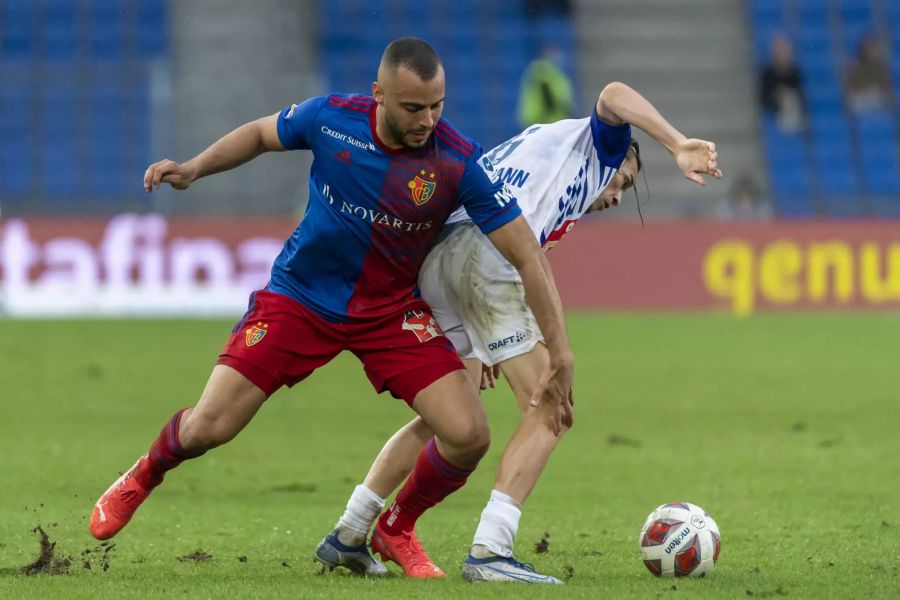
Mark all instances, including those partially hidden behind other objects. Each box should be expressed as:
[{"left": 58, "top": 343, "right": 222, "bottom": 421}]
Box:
[
  {"left": 471, "top": 490, "right": 522, "bottom": 558},
  {"left": 336, "top": 485, "right": 384, "bottom": 546}
]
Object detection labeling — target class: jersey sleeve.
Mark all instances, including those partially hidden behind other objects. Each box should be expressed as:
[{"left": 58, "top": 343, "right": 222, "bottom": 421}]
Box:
[
  {"left": 276, "top": 96, "right": 327, "bottom": 150},
  {"left": 590, "top": 110, "right": 632, "bottom": 168},
  {"left": 458, "top": 149, "right": 522, "bottom": 235}
]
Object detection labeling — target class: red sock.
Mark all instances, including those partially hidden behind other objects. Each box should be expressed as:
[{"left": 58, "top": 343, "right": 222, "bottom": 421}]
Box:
[
  {"left": 134, "top": 408, "right": 206, "bottom": 489},
  {"left": 378, "top": 438, "right": 473, "bottom": 535}
]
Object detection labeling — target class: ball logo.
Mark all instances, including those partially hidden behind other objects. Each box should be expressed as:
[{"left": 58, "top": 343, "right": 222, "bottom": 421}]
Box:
[
  {"left": 664, "top": 527, "right": 692, "bottom": 554},
  {"left": 690, "top": 515, "right": 706, "bottom": 529}
]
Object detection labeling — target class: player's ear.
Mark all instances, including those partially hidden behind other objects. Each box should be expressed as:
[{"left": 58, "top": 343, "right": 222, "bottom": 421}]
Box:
[{"left": 372, "top": 81, "right": 384, "bottom": 104}]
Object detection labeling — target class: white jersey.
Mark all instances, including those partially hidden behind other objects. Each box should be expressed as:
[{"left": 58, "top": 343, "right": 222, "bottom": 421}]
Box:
[{"left": 446, "top": 113, "right": 631, "bottom": 248}]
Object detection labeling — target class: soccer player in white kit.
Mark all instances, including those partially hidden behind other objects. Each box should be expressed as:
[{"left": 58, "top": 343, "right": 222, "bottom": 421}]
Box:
[{"left": 316, "top": 81, "right": 723, "bottom": 582}]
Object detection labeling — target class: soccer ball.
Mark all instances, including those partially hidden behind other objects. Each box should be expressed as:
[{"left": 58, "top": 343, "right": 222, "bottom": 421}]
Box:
[{"left": 639, "top": 502, "right": 721, "bottom": 577}]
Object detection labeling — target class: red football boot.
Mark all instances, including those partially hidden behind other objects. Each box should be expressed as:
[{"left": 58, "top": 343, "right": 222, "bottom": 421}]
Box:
[
  {"left": 371, "top": 523, "right": 446, "bottom": 579},
  {"left": 89, "top": 455, "right": 154, "bottom": 540}
]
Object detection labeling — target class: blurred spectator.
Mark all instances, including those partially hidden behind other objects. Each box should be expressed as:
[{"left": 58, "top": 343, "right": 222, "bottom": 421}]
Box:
[
  {"left": 759, "top": 35, "right": 806, "bottom": 133},
  {"left": 716, "top": 174, "right": 772, "bottom": 221},
  {"left": 845, "top": 35, "right": 894, "bottom": 114},
  {"left": 517, "top": 44, "right": 575, "bottom": 127}
]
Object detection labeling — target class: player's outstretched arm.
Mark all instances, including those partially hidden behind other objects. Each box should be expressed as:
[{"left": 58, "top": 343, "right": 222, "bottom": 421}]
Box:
[
  {"left": 595, "top": 82, "right": 723, "bottom": 185},
  {"left": 143, "top": 113, "right": 285, "bottom": 192},
  {"left": 486, "top": 215, "right": 574, "bottom": 435}
]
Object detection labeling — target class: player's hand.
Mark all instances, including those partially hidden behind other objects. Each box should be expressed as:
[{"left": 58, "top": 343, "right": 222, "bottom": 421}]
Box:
[
  {"left": 674, "top": 139, "right": 723, "bottom": 186},
  {"left": 143, "top": 159, "right": 197, "bottom": 192},
  {"left": 529, "top": 354, "right": 575, "bottom": 436},
  {"left": 480, "top": 363, "right": 501, "bottom": 391}
]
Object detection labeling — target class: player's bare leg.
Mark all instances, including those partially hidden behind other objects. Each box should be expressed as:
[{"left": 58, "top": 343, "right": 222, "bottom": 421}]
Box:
[
  {"left": 369, "top": 368, "right": 489, "bottom": 578},
  {"left": 89, "top": 365, "right": 266, "bottom": 540},
  {"left": 463, "top": 342, "right": 566, "bottom": 583},
  {"left": 331, "top": 348, "right": 566, "bottom": 582},
  {"left": 363, "top": 359, "right": 483, "bottom": 499}
]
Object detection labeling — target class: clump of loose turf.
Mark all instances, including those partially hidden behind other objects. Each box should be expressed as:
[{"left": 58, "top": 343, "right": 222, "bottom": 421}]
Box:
[{"left": 21, "top": 526, "right": 72, "bottom": 575}]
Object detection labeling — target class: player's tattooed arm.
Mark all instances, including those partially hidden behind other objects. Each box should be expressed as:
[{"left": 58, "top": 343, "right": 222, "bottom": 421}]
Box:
[
  {"left": 595, "top": 82, "right": 723, "bottom": 185},
  {"left": 486, "top": 215, "right": 574, "bottom": 435},
  {"left": 143, "top": 113, "right": 285, "bottom": 192}
]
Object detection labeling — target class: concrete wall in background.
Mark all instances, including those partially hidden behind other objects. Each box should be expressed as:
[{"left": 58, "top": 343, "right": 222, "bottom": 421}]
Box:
[{"left": 155, "top": 0, "right": 320, "bottom": 216}]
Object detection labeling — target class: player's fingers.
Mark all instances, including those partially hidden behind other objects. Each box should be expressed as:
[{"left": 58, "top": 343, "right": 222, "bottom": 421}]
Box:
[
  {"left": 687, "top": 172, "right": 706, "bottom": 186},
  {"left": 154, "top": 160, "right": 177, "bottom": 189},
  {"left": 152, "top": 161, "right": 169, "bottom": 189},
  {"left": 143, "top": 165, "right": 155, "bottom": 192}
]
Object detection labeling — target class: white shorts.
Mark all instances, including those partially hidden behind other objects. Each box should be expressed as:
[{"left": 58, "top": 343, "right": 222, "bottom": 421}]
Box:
[{"left": 418, "top": 221, "right": 543, "bottom": 366}]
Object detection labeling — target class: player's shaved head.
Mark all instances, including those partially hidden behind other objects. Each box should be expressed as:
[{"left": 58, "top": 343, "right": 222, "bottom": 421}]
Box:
[
  {"left": 378, "top": 37, "right": 442, "bottom": 82},
  {"left": 372, "top": 37, "right": 446, "bottom": 150}
]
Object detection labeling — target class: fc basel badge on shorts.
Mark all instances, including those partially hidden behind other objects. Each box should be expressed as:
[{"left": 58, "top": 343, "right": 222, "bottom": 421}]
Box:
[
  {"left": 402, "top": 310, "right": 443, "bottom": 343},
  {"left": 407, "top": 169, "right": 436, "bottom": 206},
  {"left": 245, "top": 322, "right": 268, "bottom": 347}
]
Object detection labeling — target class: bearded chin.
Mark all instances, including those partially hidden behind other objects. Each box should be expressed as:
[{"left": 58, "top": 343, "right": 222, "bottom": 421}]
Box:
[{"left": 385, "top": 113, "right": 426, "bottom": 149}]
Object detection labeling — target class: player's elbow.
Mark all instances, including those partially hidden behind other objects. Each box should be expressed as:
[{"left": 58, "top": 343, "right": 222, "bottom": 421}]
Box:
[
  {"left": 598, "top": 81, "right": 628, "bottom": 104},
  {"left": 596, "top": 82, "right": 633, "bottom": 125}
]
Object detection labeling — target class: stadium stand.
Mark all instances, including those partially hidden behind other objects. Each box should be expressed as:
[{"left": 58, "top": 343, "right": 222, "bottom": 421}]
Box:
[
  {"left": 0, "top": 0, "right": 167, "bottom": 208},
  {"left": 317, "top": 0, "right": 552, "bottom": 149},
  {"left": 749, "top": 0, "right": 900, "bottom": 217}
]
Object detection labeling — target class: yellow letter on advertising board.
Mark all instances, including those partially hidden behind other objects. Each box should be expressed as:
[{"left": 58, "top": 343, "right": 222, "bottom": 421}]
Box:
[
  {"left": 860, "top": 243, "right": 900, "bottom": 302},
  {"left": 808, "top": 242, "right": 854, "bottom": 303},
  {"left": 703, "top": 241, "right": 754, "bottom": 316},
  {"left": 759, "top": 241, "right": 802, "bottom": 304}
]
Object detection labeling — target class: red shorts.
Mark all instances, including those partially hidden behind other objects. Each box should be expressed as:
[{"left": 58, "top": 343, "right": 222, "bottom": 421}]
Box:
[{"left": 217, "top": 290, "right": 464, "bottom": 405}]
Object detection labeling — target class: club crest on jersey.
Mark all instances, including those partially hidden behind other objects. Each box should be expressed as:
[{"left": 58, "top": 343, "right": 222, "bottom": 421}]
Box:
[
  {"left": 402, "top": 310, "right": 443, "bottom": 343},
  {"left": 407, "top": 169, "right": 436, "bottom": 206},
  {"left": 245, "top": 322, "right": 268, "bottom": 347}
]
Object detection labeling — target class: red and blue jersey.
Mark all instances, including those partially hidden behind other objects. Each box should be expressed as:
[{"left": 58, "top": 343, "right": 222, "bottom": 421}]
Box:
[{"left": 268, "top": 94, "right": 521, "bottom": 322}]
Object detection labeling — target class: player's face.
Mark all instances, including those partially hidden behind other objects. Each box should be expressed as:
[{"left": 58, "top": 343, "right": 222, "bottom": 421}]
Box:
[
  {"left": 374, "top": 65, "right": 445, "bottom": 149},
  {"left": 587, "top": 153, "right": 639, "bottom": 213}
]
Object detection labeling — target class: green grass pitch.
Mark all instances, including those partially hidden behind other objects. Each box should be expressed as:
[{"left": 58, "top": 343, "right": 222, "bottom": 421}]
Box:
[{"left": 1, "top": 313, "right": 898, "bottom": 599}]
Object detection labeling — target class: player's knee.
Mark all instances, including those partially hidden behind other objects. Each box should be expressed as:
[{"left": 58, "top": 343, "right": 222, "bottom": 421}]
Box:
[{"left": 458, "top": 420, "right": 491, "bottom": 461}]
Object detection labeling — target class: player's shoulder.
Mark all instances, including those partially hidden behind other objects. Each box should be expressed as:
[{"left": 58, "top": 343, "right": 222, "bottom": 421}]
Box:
[
  {"left": 433, "top": 117, "right": 479, "bottom": 160},
  {"left": 322, "top": 93, "right": 377, "bottom": 114}
]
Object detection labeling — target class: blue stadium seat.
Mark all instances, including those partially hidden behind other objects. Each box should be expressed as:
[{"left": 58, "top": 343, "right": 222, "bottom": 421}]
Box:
[
  {"left": 43, "top": 0, "right": 78, "bottom": 62},
  {"left": 1, "top": 0, "right": 33, "bottom": 61},
  {"left": 38, "top": 76, "right": 81, "bottom": 197},
  {"left": 89, "top": 0, "right": 124, "bottom": 62},
  {"left": 794, "top": 31, "right": 834, "bottom": 75},
  {"left": 811, "top": 137, "right": 860, "bottom": 198},
  {"left": 853, "top": 110, "right": 900, "bottom": 196},
  {"left": 795, "top": 0, "right": 828, "bottom": 29},
  {"left": 0, "top": 76, "right": 31, "bottom": 195},
  {"left": 838, "top": 0, "right": 873, "bottom": 26},
  {"left": 762, "top": 117, "right": 813, "bottom": 215},
  {"left": 446, "top": 0, "right": 478, "bottom": 20},
  {"left": 855, "top": 110, "right": 896, "bottom": 143},
  {"left": 137, "top": 1, "right": 169, "bottom": 58},
  {"left": 887, "top": 1, "right": 900, "bottom": 26}
]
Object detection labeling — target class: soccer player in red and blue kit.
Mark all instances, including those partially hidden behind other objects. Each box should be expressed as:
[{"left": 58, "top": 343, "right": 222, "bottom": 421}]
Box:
[{"left": 88, "top": 38, "right": 574, "bottom": 579}]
